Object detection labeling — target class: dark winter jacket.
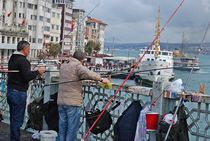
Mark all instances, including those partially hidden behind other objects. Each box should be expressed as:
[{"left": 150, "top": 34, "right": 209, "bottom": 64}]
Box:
[{"left": 7, "top": 52, "right": 39, "bottom": 92}]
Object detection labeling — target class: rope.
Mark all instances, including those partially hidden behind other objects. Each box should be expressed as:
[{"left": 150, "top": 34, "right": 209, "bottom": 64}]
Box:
[{"left": 83, "top": 0, "right": 185, "bottom": 139}]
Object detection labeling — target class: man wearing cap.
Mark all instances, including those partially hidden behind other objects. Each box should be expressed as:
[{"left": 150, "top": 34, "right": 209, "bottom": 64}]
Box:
[
  {"left": 57, "top": 50, "right": 110, "bottom": 141},
  {"left": 7, "top": 41, "right": 46, "bottom": 141}
]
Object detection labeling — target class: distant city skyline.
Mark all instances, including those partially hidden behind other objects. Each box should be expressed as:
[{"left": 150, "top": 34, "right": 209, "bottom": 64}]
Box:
[{"left": 74, "top": 0, "right": 210, "bottom": 43}]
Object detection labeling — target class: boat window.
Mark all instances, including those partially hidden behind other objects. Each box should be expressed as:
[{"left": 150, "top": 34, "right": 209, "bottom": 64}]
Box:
[
  {"left": 151, "top": 51, "right": 154, "bottom": 54},
  {"left": 151, "top": 59, "right": 154, "bottom": 61},
  {"left": 162, "top": 52, "right": 168, "bottom": 55},
  {"left": 159, "top": 59, "right": 162, "bottom": 61},
  {"left": 163, "top": 60, "right": 166, "bottom": 62},
  {"left": 146, "top": 51, "right": 150, "bottom": 54},
  {"left": 147, "top": 58, "right": 150, "bottom": 61}
]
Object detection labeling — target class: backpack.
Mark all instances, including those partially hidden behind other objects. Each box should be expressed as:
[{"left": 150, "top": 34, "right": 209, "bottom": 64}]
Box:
[
  {"left": 26, "top": 96, "right": 44, "bottom": 130},
  {"left": 114, "top": 100, "right": 142, "bottom": 141},
  {"left": 26, "top": 93, "right": 59, "bottom": 131}
]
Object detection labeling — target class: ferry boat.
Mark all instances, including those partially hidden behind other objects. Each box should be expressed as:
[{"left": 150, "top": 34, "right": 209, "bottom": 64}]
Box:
[
  {"left": 173, "top": 55, "right": 200, "bottom": 71},
  {"left": 172, "top": 33, "right": 200, "bottom": 71},
  {"left": 134, "top": 9, "right": 174, "bottom": 87}
]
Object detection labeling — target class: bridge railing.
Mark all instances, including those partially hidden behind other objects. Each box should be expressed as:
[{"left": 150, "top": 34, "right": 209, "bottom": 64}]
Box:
[{"left": 0, "top": 71, "right": 210, "bottom": 141}]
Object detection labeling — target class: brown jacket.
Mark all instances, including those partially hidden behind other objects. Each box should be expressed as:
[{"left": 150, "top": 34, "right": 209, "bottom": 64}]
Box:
[{"left": 57, "top": 57, "right": 101, "bottom": 106}]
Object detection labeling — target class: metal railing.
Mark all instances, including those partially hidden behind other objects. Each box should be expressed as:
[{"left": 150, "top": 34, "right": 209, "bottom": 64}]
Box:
[{"left": 0, "top": 71, "right": 210, "bottom": 141}]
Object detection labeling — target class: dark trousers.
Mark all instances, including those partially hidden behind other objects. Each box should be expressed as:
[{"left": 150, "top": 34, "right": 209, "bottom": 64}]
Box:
[{"left": 7, "top": 88, "right": 27, "bottom": 141}]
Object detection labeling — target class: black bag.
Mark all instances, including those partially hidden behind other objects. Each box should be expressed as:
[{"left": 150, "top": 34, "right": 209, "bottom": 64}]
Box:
[
  {"left": 86, "top": 109, "right": 112, "bottom": 134},
  {"left": 86, "top": 99, "right": 120, "bottom": 134}
]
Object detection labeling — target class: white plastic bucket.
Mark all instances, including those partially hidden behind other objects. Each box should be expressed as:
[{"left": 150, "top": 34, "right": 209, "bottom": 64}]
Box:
[{"left": 40, "top": 130, "right": 57, "bottom": 141}]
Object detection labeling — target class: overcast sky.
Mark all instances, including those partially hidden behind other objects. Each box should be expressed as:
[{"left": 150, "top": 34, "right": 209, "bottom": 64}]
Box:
[{"left": 74, "top": 0, "right": 210, "bottom": 43}]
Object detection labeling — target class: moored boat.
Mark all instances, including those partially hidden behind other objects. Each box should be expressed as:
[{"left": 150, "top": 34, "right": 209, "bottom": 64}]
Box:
[{"left": 134, "top": 8, "right": 174, "bottom": 87}]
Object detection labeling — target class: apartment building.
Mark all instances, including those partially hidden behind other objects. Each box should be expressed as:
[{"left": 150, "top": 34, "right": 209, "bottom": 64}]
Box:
[
  {"left": 85, "top": 17, "right": 107, "bottom": 54},
  {"left": 53, "top": 0, "right": 76, "bottom": 55},
  {"left": 0, "top": 0, "right": 54, "bottom": 62},
  {"left": 73, "top": 9, "right": 85, "bottom": 52}
]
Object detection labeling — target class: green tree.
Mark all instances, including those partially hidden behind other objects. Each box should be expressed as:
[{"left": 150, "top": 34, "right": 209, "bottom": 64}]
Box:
[
  {"left": 47, "top": 42, "right": 61, "bottom": 58},
  {"left": 85, "top": 41, "right": 94, "bottom": 55},
  {"left": 93, "top": 41, "right": 101, "bottom": 54}
]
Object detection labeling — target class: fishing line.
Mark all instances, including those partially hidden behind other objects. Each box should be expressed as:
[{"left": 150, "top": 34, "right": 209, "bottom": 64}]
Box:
[{"left": 83, "top": 0, "right": 185, "bottom": 139}]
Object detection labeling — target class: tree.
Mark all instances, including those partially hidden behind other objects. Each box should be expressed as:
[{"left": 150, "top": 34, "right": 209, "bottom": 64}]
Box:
[
  {"left": 93, "top": 41, "right": 101, "bottom": 54},
  {"left": 85, "top": 41, "right": 101, "bottom": 56},
  {"left": 85, "top": 41, "right": 94, "bottom": 55},
  {"left": 47, "top": 42, "right": 62, "bottom": 58}
]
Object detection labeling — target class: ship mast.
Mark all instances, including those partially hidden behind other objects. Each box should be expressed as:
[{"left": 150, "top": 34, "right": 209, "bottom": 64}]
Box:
[{"left": 154, "top": 7, "right": 160, "bottom": 58}]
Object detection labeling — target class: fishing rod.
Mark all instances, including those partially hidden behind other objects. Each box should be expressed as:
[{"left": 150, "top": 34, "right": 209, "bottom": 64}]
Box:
[{"left": 83, "top": 0, "right": 186, "bottom": 139}]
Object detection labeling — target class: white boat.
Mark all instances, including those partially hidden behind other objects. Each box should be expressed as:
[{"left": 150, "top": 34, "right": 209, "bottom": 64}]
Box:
[{"left": 134, "top": 9, "right": 174, "bottom": 87}]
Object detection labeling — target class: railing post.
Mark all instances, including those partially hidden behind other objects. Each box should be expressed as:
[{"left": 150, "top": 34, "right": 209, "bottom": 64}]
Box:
[{"left": 43, "top": 71, "right": 51, "bottom": 129}]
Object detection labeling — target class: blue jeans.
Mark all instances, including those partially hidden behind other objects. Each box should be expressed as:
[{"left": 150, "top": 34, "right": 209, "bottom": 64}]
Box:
[
  {"left": 7, "top": 87, "right": 27, "bottom": 141},
  {"left": 58, "top": 105, "right": 81, "bottom": 141}
]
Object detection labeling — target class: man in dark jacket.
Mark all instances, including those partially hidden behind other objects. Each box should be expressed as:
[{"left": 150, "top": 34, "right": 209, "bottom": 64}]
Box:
[{"left": 7, "top": 41, "right": 45, "bottom": 141}]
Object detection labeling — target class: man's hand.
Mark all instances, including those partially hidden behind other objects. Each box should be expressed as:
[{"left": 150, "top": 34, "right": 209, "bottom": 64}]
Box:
[
  {"left": 100, "top": 78, "right": 110, "bottom": 84},
  {"left": 37, "top": 66, "right": 46, "bottom": 75}
]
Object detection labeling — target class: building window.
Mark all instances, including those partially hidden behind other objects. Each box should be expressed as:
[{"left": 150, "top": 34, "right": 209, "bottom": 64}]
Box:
[
  {"left": 28, "top": 25, "right": 32, "bottom": 30},
  {"left": 20, "top": 2, "right": 23, "bottom": 8},
  {"left": 12, "top": 37, "right": 15, "bottom": 44},
  {"left": 56, "top": 25, "right": 59, "bottom": 30},
  {"left": 52, "top": 24, "right": 55, "bottom": 29},
  {"left": 17, "top": 37, "right": 20, "bottom": 42},
  {"left": 3, "top": 0, "right": 6, "bottom": 9},
  {"left": 39, "top": 16, "right": 44, "bottom": 21},
  {"left": 34, "top": 5, "right": 37, "bottom": 9},
  {"left": 56, "top": 37, "right": 59, "bottom": 42},
  {"left": 51, "top": 37, "right": 54, "bottom": 42},
  {"left": 32, "top": 38, "right": 36, "bottom": 43},
  {"left": 28, "top": 3, "right": 33, "bottom": 9},
  {"left": 38, "top": 39, "right": 42, "bottom": 43},
  {"left": 7, "top": 37, "right": 10, "bottom": 43},
  {"left": 2, "top": 36, "right": 5, "bottom": 43},
  {"left": 47, "top": 18, "right": 50, "bottom": 23},
  {"left": 23, "top": 2, "right": 25, "bottom": 8},
  {"left": 22, "top": 38, "right": 24, "bottom": 41},
  {"left": 29, "top": 36, "right": 32, "bottom": 42},
  {"left": 19, "top": 13, "right": 21, "bottom": 18},
  {"left": 32, "top": 25, "right": 36, "bottom": 31}
]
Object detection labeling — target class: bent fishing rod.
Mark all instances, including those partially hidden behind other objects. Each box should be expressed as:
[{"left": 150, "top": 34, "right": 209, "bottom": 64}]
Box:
[{"left": 82, "top": 0, "right": 186, "bottom": 140}]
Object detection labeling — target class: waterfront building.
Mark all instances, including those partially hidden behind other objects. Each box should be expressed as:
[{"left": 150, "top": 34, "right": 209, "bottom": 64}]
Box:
[
  {"left": 73, "top": 9, "right": 85, "bottom": 52},
  {"left": 0, "top": 0, "right": 53, "bottom": 62},
  {"left": 85, "top": 17, "right": 107, "bottom": 54},
  {"left": 53, "top": 0, "right": 76, "bottom": 55}
]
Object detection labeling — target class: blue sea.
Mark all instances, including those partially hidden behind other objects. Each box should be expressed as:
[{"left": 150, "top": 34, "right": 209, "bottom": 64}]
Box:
[{"left": 105, "top": 48, "right": 210, "bottom": 93}]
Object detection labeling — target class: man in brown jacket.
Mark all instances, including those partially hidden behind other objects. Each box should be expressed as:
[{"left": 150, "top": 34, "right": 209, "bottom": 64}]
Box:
[{"left": 57, "top": 50, "right": 109, "bottom": 141}]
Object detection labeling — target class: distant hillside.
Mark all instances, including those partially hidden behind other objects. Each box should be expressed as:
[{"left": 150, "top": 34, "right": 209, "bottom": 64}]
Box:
[{"left": 104, "top": 42, "right": 210, "bottom": 54}]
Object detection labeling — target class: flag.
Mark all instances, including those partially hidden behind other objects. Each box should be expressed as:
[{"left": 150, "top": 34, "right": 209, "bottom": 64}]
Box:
[
  {"left": 21, "top": 18, "right": 27, "bottom": 26},
  {"left": 7, "top": 12, "right": 12, "bottom": 17},
  {"left": 71, "top": 18, "right": 75, "bottom": 32}
]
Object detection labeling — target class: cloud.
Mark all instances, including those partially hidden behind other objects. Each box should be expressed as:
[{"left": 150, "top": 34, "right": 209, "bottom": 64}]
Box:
[{"left": 74, "top": 0, "right": 210, "bottom": 43}]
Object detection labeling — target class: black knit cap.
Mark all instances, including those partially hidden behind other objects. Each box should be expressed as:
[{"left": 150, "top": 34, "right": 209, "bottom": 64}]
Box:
[
  {"left": 73, "top": 50, "right": 86, "bottom": 61},
  {"left": 17, "top": 41, "right": 30, "bottom": 51}
]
